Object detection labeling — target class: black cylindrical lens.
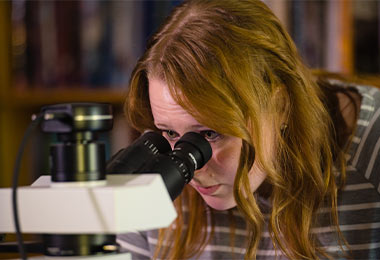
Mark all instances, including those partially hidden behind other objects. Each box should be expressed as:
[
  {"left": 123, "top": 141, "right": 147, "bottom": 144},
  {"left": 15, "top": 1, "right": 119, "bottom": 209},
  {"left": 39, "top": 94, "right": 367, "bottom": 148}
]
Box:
[
  {"left": 173, "top": 132, "right": 212, "bottom": 171},
  {"left": 42, "top": 234, "right": 118, "bottom": 256},
  {"left": 51, "top": 140, "right": 106, "bottom": 182},
  {"left": 41, "top": 103, "right": 113, "bottom": 133},
  {"left": 139, "top": 132, "right": 212, "bottom": 200}
]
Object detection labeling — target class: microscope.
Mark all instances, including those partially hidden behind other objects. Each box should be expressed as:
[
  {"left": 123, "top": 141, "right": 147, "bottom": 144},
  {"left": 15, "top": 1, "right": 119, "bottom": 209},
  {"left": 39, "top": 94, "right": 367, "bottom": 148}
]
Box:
[{"left": 0, "top": 102, "right": 212, "bottom": 259}]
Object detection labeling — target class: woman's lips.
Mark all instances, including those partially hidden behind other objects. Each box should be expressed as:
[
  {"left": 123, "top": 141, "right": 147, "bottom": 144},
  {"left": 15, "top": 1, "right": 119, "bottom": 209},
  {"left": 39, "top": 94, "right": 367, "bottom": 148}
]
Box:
[{"left": 195, "top": 184, "right": 221, "bottom": 196}]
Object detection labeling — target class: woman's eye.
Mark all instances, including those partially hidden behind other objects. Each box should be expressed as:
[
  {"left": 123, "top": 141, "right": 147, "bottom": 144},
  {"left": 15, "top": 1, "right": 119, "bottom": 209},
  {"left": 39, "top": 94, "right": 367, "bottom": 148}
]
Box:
[
  {"left": 200, "top": 130, "right": 220, "bottom": 141},
  {"left": 162, "top": 130, "right": 179, "bottom": 141}
]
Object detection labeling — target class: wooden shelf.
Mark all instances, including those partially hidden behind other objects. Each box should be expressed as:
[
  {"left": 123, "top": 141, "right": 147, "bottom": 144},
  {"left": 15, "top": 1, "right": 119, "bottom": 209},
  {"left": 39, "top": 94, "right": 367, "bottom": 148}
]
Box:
[{"left": 2, "top": 87, "right": 127, "bottom": 108}]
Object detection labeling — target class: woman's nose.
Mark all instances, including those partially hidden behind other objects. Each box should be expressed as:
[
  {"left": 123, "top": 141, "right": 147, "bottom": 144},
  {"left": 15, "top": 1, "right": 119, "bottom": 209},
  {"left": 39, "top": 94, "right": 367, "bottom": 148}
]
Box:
[{"left": 194, "top": 161, "right": 209, "bottom": 175}]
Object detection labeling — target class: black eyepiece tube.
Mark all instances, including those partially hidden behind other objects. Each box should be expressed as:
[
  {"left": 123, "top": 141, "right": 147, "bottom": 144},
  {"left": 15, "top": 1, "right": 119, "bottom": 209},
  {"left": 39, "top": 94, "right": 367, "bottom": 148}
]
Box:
[
  {"left": 173, "top": 132, "right": 212, "bottom": 171},
  {"left": 106, "top": 132, "right": 172, "bottom": 174},
  {"left": 139, "top": 132, "right": 212, "bottom": 200}
]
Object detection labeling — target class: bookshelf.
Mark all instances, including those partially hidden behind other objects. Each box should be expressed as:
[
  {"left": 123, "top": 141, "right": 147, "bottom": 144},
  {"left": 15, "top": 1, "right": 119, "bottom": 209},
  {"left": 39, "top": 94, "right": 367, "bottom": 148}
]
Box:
[{"left": 7, "top": 88, "right": 126, "bottom": 108}]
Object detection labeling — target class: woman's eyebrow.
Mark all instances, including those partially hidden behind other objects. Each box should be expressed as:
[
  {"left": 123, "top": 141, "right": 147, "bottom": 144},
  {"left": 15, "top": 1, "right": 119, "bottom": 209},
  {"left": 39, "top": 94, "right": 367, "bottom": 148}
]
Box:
[
  {"left": 155, "top": 123, "right": 209, "bottom": 131},
  {"left": 191, "top": 124, "right": 205, "bottom": 128},
  {"left": 155, "top": 123, "right": 171, "bottom": 129}
]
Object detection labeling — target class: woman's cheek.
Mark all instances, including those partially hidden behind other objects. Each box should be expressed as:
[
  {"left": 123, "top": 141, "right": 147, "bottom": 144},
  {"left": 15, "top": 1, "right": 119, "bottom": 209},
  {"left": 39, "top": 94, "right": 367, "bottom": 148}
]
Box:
[{"left": 211, "top": 138, "right": 242, "bottom": 181}]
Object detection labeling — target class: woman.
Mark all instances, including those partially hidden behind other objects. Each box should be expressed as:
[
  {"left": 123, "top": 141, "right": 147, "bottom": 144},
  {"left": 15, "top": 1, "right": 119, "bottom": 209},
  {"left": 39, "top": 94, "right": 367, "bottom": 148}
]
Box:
[{"left": 118, "top": 0, "right": 380, "bottom": 259}]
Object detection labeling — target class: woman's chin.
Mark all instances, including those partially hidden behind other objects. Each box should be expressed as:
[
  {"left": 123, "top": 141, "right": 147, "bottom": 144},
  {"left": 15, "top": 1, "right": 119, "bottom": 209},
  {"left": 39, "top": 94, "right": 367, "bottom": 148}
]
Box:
[{"left": 201, "top": 194, "right": 237, "bottom": 211}]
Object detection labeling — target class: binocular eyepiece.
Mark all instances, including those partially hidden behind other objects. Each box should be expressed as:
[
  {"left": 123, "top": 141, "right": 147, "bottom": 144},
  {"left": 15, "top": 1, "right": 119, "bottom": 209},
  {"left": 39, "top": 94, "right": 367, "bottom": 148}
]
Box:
[{"left": 107, "top": 131, "right": 212, "bottom": 200}]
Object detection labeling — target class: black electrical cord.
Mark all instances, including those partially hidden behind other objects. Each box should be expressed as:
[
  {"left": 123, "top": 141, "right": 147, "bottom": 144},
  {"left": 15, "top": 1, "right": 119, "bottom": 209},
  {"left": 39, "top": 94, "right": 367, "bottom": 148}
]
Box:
[{"left": 12, "top": 113, "right": 44, "bottom": 260}]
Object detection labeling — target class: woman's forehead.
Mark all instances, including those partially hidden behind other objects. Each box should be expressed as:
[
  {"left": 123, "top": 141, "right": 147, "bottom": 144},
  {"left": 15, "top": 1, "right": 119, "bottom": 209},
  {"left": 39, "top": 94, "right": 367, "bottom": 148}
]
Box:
[
  {"left": 148, "top": 77, "right": 178, "bottom": 106},
  {"left": 148, "top": 77, "right": 201, "bottom": 126}
]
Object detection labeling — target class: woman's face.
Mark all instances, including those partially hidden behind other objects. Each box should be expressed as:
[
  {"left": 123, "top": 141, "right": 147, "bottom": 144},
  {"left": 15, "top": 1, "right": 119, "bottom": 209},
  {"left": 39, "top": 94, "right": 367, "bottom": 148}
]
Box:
[{"left": 148, "top": 77, "right": 267, "bottom": 210}]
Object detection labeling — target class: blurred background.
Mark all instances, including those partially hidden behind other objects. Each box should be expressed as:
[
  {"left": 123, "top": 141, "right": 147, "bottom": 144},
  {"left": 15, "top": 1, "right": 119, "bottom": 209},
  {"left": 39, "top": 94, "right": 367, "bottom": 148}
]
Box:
[{"left": 1, "top": 0, "right": 380, "bottom": 188}]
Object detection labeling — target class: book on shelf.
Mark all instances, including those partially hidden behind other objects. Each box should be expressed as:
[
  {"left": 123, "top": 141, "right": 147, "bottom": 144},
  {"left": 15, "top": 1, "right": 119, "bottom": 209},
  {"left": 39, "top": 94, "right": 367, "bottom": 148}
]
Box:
[
  {"left": 263, "top": 0, "right": 290, "bottom": 29},
  {"left": 11, "top": 0, "right": 28, "bottom": 88},
  {"left": 109, "top": 0, "right": 145, "bottom": 89},
  {"left": 55, "top": 0, "right": 81, "bottom": 87},
  {"left": 80, "top": 0, "right": 113, "bottom": 88},
  {"left": 38, "top": 0, "right": 58, "bottom": 86},
  {"left": 143, "top": 0, "right": 182, "bottom": 40},
  {"left": 324, "top": 0, "right": 353, "bottom": 74},
  {"left": 290, "top": 0, "right": 326, "bottom": 70},
  {"left": 24, "top": 0, "right": 43, "bottom": 87},
  {"left": 352, "top": 1, "right": 379, "bottom": 74}
]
